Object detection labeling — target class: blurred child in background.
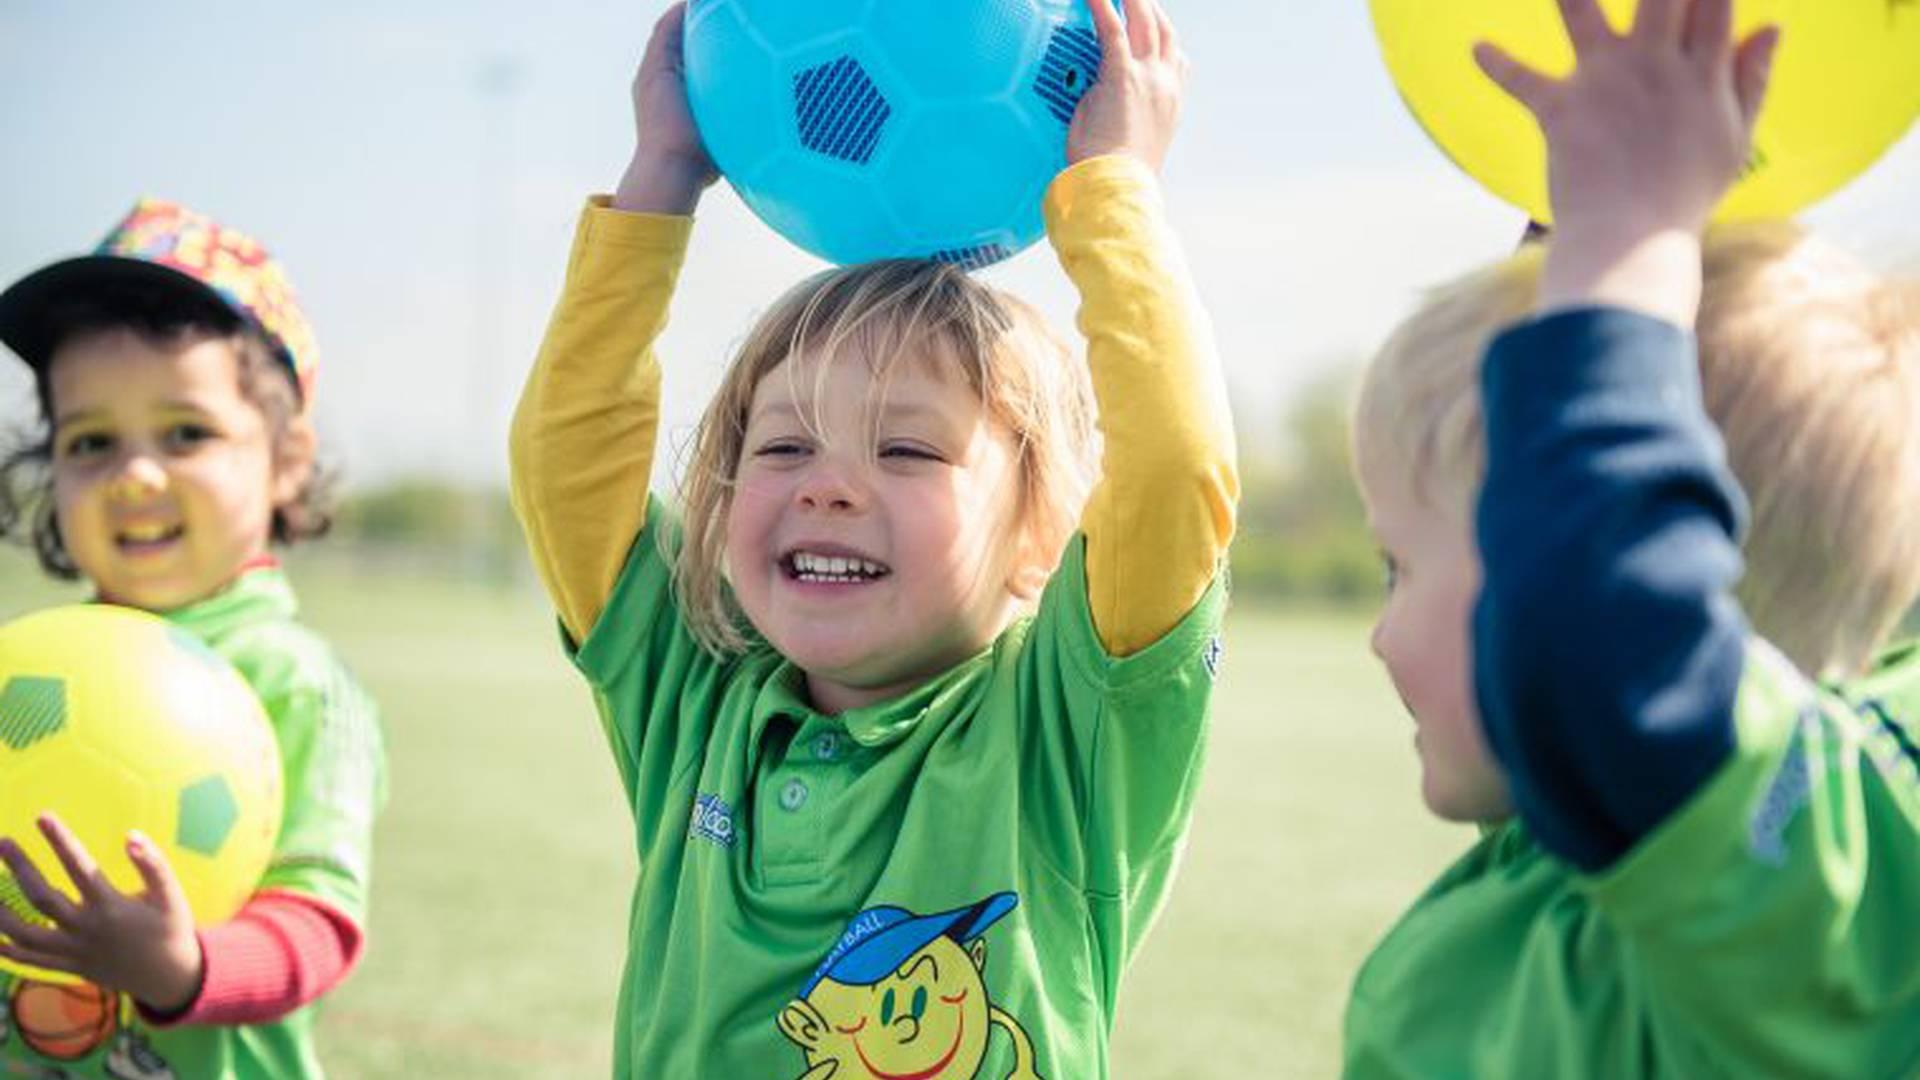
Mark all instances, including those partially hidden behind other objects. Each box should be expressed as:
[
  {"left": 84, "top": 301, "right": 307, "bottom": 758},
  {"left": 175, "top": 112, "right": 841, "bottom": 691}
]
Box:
[
  {"left": 0, "top": 200, "right": 386, "bottom": 1079},
  {"left": 1343, "top": 0, "right": 1920, "bottom": 1073}
]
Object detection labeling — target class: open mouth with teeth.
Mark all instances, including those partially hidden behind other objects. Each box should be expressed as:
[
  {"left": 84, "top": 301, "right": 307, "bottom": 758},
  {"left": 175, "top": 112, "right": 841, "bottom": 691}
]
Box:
[
  {"left": 783, "top": 550, "right": 891, "bottom": 584},
  {"left": 115, "top": 522, "right": 186, "bottom": 551}
]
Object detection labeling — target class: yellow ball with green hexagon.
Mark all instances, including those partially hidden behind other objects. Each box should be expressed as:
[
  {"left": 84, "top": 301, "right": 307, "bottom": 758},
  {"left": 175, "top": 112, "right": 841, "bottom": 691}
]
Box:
[{"left": 0, "top": 604, "right": 282, "bottom": 984}]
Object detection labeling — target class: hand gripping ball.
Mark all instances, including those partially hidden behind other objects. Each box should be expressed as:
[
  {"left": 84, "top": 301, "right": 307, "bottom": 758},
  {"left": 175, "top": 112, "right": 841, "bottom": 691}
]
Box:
[
  {"left": 0, "top": 605, "right": 282, "bottom": 984},
  {"left": 1372, "top": 0, "right": 1920, "bottom": 223},
  {"left": 684, "top": 0, "right": 1109, "bottom": 267}
]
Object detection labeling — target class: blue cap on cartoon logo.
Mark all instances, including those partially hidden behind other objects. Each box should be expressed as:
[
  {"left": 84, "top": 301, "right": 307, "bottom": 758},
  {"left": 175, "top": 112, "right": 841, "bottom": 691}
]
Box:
[{"left": 801, "top": 892, "right": 1017, "bottom": 997}]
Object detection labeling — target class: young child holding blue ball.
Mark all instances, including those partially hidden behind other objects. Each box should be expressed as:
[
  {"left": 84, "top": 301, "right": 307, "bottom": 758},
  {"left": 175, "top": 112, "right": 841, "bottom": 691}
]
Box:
[
  {"left": 510, "top": 0, "right": 1235, "bottom": 1074},
  {"left": 0, "top": 201, "right": 386, "bottom": 1078}
]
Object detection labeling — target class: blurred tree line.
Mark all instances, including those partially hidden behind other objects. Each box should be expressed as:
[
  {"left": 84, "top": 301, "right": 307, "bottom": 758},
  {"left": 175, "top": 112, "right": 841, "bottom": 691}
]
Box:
[
  {"left": 329, "top": 366, "right": 1383, "bottom": 607},
  {"left": 327, "top": 480, "right": 526, "bottom": 583},
  {"left": 1226, "top": 367, "right": 1380, "bottom": 607}
]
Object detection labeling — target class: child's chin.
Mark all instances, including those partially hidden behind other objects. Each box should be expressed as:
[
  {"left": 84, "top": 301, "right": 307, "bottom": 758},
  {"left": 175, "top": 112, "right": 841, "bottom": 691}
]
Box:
[
  {"left": 1421, "top": 773, "right": 1513, "bottom": 825},
  {"left": 1420, "top": 775, "right": 1481, "bottom": 823},
  {"left": 96, "top": 570, "right": 225, "bottom": 614},
  {"left": 777, "top": 633, "right": 879, "bottom": 671}
]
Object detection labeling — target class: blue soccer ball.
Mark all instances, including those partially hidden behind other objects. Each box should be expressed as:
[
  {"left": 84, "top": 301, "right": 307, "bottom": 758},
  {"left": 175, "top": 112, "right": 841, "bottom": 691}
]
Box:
[{"left": 683, "top": 0, "right": 1106, "bottom": 268}]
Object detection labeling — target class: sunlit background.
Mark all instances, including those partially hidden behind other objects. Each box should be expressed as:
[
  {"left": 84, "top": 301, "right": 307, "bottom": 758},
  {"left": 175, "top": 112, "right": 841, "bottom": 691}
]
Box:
[
  {"left": 6, "top": 2, "right": 1914, "bottom": 485},
  {"left": 2, "top": 2, "right": 1914, "bottom": 1076}
]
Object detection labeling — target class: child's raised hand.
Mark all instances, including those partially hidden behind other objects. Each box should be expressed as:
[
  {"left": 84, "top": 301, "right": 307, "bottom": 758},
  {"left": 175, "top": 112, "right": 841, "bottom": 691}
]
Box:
[
  {"left": 0, "top": 814, "right": 202, "bottom": 1013},
  {"left": 1476, "top": 0, "right": 1778, "bottom": 321},
  {"left": 1067, "top": 0, "right": 1188, "bottom": 171},
  {"left": 615, "top": 2, "right": 719, "bottom": 215}
]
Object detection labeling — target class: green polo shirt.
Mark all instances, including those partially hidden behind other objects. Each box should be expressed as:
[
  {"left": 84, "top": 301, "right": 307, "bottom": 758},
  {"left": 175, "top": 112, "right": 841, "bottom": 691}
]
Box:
[
  {"left": 1343, "top": 641, "right": 1920, "bottom": 1078},
  {"left": 575, "top": 502, "right": 1226, "bottom": 1078},
  {"left": 0, "top": 567, "right": 386, "bottom": 1080}
]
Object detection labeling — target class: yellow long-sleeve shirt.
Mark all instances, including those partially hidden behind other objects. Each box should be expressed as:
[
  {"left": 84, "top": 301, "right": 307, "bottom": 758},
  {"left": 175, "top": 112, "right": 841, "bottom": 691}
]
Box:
[{"left": 510, "top": 154, "right": 1236, "bottom": 658}]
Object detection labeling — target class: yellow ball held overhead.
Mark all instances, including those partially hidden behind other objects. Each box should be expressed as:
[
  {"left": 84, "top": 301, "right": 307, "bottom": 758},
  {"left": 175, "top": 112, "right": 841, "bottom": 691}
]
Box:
[
  {"left": 0, "top": 605, "right": 282, "bottom": 985},
  {"left": 1371, "top": 0, "right": 1920, "bottom": 223}
]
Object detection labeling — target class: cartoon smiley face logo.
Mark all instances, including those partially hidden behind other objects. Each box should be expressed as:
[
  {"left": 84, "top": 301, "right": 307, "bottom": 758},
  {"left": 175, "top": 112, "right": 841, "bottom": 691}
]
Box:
[
  {"left": 796, "top": 934, "right": 991, "bottom": 1079},
  {"left": 779, "top": 893, "right": 1043, "bottom": 1080}
]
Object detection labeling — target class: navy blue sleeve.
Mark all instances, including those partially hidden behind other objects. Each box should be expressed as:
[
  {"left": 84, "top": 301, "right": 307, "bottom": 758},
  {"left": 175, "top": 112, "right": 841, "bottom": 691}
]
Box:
[{"left": 1474, "top": 308, "right": 1750, "bottom": 872}]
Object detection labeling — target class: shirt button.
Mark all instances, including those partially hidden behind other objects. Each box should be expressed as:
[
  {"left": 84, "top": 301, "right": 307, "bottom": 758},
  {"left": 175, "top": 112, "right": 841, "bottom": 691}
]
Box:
[
  {"left": 812, "top": 732, "right": 842, "bottom": 761},
  {"left": 779, "top": 778, "right": 810, "bottom": 812}
]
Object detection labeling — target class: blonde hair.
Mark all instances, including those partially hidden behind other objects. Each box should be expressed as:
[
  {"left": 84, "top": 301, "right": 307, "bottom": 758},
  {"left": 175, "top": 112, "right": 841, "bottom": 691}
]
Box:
[
  {"left": 674, "top": 259, "right": 1098, "bottom": 655},
  {"left": 1354, "top": 223, "right": 1920, "bottom": 678}
]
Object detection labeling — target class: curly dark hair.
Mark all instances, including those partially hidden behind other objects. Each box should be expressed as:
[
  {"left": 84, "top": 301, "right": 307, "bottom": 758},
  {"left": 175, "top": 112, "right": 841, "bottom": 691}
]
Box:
[{"left": 0, "top": 280, "right": 333, "bottom": 580}]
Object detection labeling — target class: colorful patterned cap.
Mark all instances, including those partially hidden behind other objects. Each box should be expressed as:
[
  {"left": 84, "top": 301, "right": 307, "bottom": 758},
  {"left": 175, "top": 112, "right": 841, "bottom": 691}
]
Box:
[{"left": 0, "top": 198, "right": 318, "bottom": 404}]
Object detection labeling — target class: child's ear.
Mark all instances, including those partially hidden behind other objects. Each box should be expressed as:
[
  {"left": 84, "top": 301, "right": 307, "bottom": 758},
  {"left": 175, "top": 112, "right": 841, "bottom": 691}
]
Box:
[
  {"left": 1008, "top": 560, "right": 1049, "bottom": 602},
  {"left": 271, "top": 416, "right": 318, "bottom": 506},
  {"left": 1004, "top": 525, "right": 1051, "bottom": 602}
]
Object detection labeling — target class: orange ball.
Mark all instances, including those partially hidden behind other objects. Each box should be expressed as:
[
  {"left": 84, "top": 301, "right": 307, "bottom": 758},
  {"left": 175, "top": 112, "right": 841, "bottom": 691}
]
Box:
[{"left": 10, "top": 978, "right": 119, "bottom": 1061}]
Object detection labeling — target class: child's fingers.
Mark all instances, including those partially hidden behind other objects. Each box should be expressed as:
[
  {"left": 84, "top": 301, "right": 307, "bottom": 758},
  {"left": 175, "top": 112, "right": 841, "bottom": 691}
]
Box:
[
  {"left": 1120, "top": 0, "right": 1160, "bottom": 58},
  {"left": 0, "top": 938, "right": 74, "bottom": 977},
  {"left": 1150, "top": 0, "right": 1179, "bottom": 61},
  {"left": 1086, "top": 0, "right": 1128, "bottom": 65},
  {"left": 126, "top": 832, "right": 188, "bottom": 912},
  {"left": 645, "top": 3, "right": 687, "bottom": 67},
  {"left": 1682, "top": 0, "right": 1734, "bottom": 61},
  {"left": 1556, "top": 0, "right": 1617, "bottom": 56},
  {"left": 36, "top": 814, "right": 109, "bottom": 906},
  {"left": 1631, "top": 0, "right": 1688, "bottom": 46},
  {"left": 1474, "top": 42, "right": 1554, "bottom": 113},
  {"left": 0, "top": 902, "right": 68, "bottom": 955},
  {"left": 1733, "top": 25, "right": 1781, "bottom": 131},
  {"left": 0, "top": 838, "right": 80, "bottom": 927}
]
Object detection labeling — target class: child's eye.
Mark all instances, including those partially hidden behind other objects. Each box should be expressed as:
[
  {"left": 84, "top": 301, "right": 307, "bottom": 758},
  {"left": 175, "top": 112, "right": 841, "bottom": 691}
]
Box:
[
  {"left": 879, "top": 442, "right": 943, "bottom": 462},
  {"left": 162, "top": 423, "right": 217, "bottom": 451},
  {"left": 59, "top": 431, "right": 113, "bottom": 459},
  {"left": 752, "top": 439, "right": 809, "bottom": 458},
  {"left": 1379, "top": 551, "right": 1400, "bottom": 593}
]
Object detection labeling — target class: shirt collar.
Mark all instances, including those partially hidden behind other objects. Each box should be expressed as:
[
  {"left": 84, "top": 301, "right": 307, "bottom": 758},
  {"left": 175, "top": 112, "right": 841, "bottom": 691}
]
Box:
[
  {"left": 748, "top": 648, "right": 994, "bottom": 752},
  {"left": 152, "top": 563, "right": 299, "bottom": 639}
]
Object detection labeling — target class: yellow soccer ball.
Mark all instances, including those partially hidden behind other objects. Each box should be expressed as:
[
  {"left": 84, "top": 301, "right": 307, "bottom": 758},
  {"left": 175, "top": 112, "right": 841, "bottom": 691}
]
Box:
[
  {"left": 0, "top": 605, "right": 282, "bottom": 984},
  {"left": 1372, "top": 0, "right": 1920, "bottom": 223}
]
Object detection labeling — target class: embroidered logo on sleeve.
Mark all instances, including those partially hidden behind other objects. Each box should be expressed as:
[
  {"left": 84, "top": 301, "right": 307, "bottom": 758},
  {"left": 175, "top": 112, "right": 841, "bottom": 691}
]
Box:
[
  {"left": 1202, "top": 635, "right": 1224, "bottom": 681},
  {"left": 689, "top": 792, "right": 738, "bottom": 849}
]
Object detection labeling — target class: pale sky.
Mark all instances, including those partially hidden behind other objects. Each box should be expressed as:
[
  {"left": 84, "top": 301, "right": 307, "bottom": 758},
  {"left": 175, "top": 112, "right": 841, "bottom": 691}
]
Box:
[{"left": 2, "top": 1, "right": 1915, "bottom": 486}]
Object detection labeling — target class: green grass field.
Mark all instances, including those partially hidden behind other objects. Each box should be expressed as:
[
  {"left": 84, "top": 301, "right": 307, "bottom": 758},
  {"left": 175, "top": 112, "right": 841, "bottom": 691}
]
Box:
[{"left": 0, "top": 551, "right": 1468, "bottom": 1078}]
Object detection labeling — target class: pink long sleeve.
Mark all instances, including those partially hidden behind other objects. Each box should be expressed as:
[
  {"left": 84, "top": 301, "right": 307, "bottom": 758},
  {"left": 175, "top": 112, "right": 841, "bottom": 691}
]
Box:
[{"left": 139, "top": 889, "right": 364, "bottom": 1027}]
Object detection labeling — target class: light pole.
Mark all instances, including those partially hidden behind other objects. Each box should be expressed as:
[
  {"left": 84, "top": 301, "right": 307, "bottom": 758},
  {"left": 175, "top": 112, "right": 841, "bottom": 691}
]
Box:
[{"left": 470, "top": 54, "right": 523, "bottom": 582}]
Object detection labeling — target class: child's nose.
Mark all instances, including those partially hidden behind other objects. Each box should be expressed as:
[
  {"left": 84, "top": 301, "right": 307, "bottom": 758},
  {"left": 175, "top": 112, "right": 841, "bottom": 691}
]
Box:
[
  {"left": 107, "top": 451, "right": 168, "bottom": 499},
  {"left": 794, "top": 461, "right": 867, "bottom": 513}
]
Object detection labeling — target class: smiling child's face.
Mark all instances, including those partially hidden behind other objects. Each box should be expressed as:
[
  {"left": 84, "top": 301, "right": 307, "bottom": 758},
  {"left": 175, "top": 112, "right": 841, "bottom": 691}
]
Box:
[
  {"left": 48, "top": 327, "right": 304, "bottom": 613},
  {"left": 724, "top": 346, "right": 1036, "bottom": 715}
]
